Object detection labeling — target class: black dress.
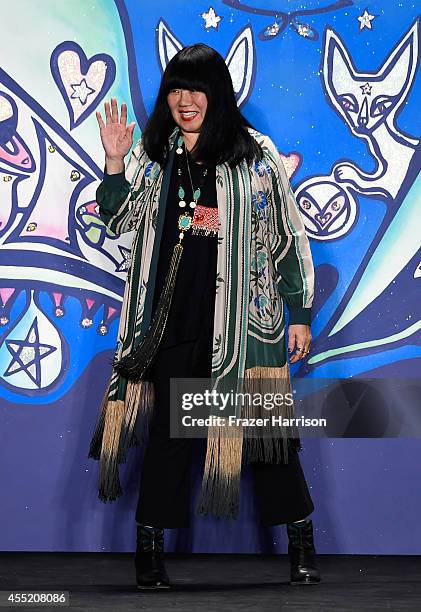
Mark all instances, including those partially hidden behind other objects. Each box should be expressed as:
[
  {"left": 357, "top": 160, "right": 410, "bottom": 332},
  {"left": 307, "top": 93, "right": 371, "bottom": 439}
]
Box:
[{"left": 148, "top": 151, "right": 218, "bottom": 374}]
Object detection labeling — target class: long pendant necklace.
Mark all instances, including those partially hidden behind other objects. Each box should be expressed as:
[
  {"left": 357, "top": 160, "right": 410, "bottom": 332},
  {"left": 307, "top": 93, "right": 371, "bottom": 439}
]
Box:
[{"left": 177, "top": 135, "right": 208, "bottom": 242}]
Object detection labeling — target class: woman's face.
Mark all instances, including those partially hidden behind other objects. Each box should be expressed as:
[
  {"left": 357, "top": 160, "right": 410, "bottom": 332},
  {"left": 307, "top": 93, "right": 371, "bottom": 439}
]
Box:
[{"left": 167, "top": 88, "right": 208, "bottom": 135}]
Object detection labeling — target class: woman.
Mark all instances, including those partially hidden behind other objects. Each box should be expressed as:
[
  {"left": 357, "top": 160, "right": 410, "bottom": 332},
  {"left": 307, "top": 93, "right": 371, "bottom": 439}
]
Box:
[{"left": 89, "top": 43, "right": 320, "bottom": 589}]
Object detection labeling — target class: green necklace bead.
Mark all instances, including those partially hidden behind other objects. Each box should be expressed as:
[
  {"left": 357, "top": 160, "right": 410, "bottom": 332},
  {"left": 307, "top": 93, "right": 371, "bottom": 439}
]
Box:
[{"left": 178, "top": 213, "right": 192, "bottom": 231}]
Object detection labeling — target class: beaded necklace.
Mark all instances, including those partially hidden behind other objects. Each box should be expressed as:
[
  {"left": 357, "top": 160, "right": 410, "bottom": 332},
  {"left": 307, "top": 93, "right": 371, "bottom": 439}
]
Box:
[{"left": 176, "top": 134, "right": 209, "bottom": 242}]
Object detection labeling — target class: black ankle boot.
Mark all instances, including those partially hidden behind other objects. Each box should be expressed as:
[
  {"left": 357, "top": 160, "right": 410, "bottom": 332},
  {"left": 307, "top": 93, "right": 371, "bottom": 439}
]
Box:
[
  {"left": 286, "top": 518, "right": 321, "bottom": 585},
  {"left": 135, "top": 525, "right": 170, "bottom": 590}
]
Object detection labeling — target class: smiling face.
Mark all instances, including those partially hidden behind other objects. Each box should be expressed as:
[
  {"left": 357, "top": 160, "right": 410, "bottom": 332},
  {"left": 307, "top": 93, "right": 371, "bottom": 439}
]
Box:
[{"left": 167, "top": 88, "right": 208, "bottom": 138}]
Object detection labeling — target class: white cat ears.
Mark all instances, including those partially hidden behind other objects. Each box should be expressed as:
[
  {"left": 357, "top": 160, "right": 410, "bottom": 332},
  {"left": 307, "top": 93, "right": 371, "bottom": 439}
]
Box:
[
  {"left": 322, "top": 20, "right": 419, "bottom": 119},
  {"left": 157, "top": 19, "right": 255, "bottom": 107}
]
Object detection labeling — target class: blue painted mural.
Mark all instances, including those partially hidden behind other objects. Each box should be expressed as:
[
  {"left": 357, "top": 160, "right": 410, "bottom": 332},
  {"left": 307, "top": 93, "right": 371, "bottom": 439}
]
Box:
[{"left": 0, "top": 0, "right": 419, "bottom": 554}]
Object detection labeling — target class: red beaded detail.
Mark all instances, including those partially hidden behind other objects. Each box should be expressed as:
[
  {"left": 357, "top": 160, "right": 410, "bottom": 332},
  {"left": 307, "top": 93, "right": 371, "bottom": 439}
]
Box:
[{"left": 192, "top": 205, "right": 218, "bottom": 236}]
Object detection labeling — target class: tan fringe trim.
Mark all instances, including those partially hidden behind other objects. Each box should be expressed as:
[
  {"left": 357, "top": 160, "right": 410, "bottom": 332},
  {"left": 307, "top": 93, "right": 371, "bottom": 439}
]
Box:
[
  {"left": 118, "top": 379, "right": 155, "bottom": 462},
  {"left": 90, "top": 379, "right": 156, "bottom": 502},
  {"left": 98, "top": 399, "right": 125, "bottom": 501},
  {"left": 242, "top": 365, "right": 297, "bottom": 464},
  {"left": 197, "top": 364, "right": 298, "bottom": 518},
  {"left": 196, "top": 421, "right": 243, "bottom": 518}
]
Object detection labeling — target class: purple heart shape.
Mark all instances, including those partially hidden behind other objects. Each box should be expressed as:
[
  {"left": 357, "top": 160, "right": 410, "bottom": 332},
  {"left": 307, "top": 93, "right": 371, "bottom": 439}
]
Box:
[
  {"left": 50, "top": 41, "right": 116, "bottom": 130},
  {"left": 315, "top": 211, "right": 332, "bottom": 227}
]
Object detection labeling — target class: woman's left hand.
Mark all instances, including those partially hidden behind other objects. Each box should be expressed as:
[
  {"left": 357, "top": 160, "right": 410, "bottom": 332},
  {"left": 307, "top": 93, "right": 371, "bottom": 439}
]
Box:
[{"left": 287, "top": 324, "right": 312, "bottom": 363}]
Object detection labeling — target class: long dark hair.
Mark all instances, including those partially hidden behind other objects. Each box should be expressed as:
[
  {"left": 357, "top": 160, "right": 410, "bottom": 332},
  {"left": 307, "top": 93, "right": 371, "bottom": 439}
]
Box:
[{"left": 142, "top": 43, "right": 262, "bottom": 167}]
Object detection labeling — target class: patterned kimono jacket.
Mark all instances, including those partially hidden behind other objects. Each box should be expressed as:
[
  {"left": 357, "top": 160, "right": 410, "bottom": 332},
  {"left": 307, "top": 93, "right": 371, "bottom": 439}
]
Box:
[{"left": 89, "top": 127, "right": 314, "bottom": 518}]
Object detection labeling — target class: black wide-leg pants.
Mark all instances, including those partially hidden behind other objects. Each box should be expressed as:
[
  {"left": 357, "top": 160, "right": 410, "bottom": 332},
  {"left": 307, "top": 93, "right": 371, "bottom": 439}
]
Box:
[{"left": 135, "top": 341, "right": 314, "bottom": 528}]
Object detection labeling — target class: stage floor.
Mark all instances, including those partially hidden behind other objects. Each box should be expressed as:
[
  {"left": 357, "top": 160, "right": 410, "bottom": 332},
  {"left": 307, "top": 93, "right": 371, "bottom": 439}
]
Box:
[{"left": 0, "top": 553, "right": 420, "bottom": 610}]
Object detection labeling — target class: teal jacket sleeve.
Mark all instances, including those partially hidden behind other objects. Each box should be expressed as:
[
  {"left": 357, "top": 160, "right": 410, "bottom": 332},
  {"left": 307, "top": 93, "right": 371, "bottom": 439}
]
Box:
[
  {"left": 96, "top": 138, "right": 147, "bottom": 236},
  {"left": 262, "top": 136, "right": 315, "bottom": 326}
]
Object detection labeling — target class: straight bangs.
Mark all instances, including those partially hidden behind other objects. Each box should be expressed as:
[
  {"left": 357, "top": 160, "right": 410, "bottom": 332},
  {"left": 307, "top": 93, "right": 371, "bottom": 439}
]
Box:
[{"left": 162, "top": 69, "right": 211, "bottom": 98}]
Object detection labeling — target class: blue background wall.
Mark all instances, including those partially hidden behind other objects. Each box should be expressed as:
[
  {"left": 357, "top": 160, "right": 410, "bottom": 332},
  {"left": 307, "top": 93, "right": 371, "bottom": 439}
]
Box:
[{"left": 0, "top": 0, "right": 420, "bottom": 553}]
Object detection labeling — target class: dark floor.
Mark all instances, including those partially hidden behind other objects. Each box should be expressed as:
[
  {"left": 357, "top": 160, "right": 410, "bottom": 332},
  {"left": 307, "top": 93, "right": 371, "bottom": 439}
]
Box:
[{"left": 0, "top": 553, "right": 420, "bottom": 611}]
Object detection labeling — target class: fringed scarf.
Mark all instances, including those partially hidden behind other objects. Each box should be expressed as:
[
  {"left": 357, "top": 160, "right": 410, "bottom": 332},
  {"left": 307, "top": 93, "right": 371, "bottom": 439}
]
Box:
[{"left": 88, "top": 128, "right": 314, "bottom": 519}]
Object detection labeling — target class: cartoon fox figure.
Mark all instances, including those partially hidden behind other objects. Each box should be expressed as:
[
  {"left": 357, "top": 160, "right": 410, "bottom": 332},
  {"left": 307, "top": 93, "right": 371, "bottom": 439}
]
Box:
[{"left": 322, "top": 21, "right": 419, "bottom": 201}]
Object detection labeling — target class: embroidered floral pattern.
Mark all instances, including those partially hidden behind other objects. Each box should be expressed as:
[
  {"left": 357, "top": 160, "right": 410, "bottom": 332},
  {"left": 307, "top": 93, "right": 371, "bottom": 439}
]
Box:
[
  {"left": 254, "top": 159, "right": 272, "bottom": 177},
  {"left": 249, "top": 171, "right": 282, "bottom": 332},
  {"left": 144, "top": 161, "right": 160, "bottom": 180},
  {"left": 254, "top": 294, "right": 268, "bottom": 310},
  {"left": 252, "top": 190, "right": 268, "bottom": 210},
  {"left": 250, "top": 250, "right": 268, "bottom": 271},
  {"left": 144, "top": 161, "right": 154, "bottom": 177}
]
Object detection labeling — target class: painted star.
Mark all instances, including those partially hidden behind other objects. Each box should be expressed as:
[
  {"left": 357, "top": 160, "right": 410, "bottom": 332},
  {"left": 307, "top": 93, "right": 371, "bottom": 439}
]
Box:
[
  {"left": 297, "top": 24, "right": 311, "bottom": 38},
  {"left": 201, "top": 7, "right": 222, "bottom": 30},
  {"left": 116, "top": 245, "right": 131, "bottom": 272},
  {"left": 360, "top": 82, "right": 372, "bottom": 95},
  {"left": 70, "top": 78, "right": 95, "bottom": 105},
  {"left": 357, "top": 9, "right": 376, "bottom": 31},
  {"left": 266, "top": 22, "right": 280, "bottom": 37},
  {"left": 4, "top": 317, "right": 56, "bottom": 387}
]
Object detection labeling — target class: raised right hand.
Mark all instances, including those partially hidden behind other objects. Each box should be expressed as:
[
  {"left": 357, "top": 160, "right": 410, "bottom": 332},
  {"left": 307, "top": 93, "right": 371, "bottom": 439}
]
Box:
[{"left": 96, "top": 98, "right": 135, "bottom": 163}]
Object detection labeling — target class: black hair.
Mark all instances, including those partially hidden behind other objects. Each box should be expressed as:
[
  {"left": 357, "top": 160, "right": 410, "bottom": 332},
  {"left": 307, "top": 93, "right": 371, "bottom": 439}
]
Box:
[{"left": 142, "top": 43, "right": 262, "bottom": 167}]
